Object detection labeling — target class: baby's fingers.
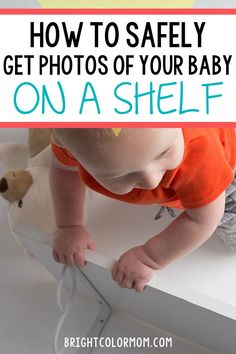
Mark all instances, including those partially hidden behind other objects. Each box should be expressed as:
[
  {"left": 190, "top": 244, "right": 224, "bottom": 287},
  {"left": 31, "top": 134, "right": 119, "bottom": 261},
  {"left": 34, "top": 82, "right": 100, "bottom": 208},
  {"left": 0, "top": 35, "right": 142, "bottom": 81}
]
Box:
[
  {"left": 66, "top": 254, "right": 77, "bottom": 266},
  {"left": 111, "top": 264, "right": 125, "bottom": 286},
  {"left": 134, "top": 280, "right": 146, "bottom": 293},
  {"left": 87, "top": 239, "right": 96, "bottom": 251},
  {"left": 57, "top": 253, "right": 67, "bottom": 265},
  {"left": 111, "top": 262, "right": 118, "bottom": 280},
  {"left": 52, "top": 249, "right": 60, "bottom": 263},
  {"left": 121, "top": 277, "right": 134, "bottom": 289},
  {"left": 53, "top": 250, "right": 66, "bottom": 264},
  {"left": 74, "top": 251, "right": 86, "bottom": 267}
]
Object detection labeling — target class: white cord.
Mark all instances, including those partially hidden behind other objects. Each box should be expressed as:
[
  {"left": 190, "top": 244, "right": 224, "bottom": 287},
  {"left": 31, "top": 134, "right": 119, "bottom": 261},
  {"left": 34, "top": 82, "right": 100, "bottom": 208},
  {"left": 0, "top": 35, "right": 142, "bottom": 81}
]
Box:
[{"left": 54, "top": 266, "right": 78, "bottom": 354}]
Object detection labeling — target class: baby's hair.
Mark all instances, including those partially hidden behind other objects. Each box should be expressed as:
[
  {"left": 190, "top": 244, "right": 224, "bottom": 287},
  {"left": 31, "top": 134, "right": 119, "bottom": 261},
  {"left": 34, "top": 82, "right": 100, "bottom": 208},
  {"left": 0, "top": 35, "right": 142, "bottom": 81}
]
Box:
[
  {"left": 52, "top": 128, "right": 123, "bottom": 146},
  {"left": 85, "top": 128, "right": 122, "bottom": 138}
]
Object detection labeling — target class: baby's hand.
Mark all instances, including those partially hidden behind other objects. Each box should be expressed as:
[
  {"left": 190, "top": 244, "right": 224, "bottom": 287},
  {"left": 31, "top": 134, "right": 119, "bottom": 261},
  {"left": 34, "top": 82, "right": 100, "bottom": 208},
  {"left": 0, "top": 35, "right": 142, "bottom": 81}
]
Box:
[
  {"left": 52, "top": 225, "right": 95, "bottom": 267},
  {"left": 111, "top": 245, "right": 160, "bottom": 292}
]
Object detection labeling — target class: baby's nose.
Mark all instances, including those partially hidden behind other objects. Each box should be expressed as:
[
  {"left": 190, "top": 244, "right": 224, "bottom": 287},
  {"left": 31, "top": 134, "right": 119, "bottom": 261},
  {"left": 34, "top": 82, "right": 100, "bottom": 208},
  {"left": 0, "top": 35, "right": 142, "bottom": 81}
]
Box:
[{"left": 136, "top": 171, "right": 161, "bottom": 190}]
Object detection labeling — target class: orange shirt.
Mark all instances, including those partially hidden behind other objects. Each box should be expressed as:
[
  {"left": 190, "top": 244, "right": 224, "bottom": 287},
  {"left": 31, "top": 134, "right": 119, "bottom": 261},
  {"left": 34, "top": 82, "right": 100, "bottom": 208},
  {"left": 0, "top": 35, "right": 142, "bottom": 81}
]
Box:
[{"left": 51, "top": 128, "right": 236, "bottom": 209}]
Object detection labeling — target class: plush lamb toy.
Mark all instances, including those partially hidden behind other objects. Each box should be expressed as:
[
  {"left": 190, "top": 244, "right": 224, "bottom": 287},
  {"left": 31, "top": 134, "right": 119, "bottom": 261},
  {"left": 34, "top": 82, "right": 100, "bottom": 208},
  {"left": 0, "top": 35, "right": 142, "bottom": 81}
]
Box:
[{"left": 0, "top": 129, "right": 56, "bottom": 245}]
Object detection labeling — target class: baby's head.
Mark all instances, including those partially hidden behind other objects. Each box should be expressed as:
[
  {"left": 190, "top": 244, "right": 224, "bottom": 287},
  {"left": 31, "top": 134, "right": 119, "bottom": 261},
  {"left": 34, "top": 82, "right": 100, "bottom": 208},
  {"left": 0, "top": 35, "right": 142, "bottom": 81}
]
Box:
[{"left": 53, "top": 128, "right": 184, "bottom": 194}]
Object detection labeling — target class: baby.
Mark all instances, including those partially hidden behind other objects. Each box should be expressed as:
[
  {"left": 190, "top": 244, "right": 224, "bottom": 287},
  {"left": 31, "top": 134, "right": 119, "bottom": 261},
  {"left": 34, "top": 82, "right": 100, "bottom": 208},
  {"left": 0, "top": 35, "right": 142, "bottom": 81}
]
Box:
[{"left": 49, "top": 128, "right": 236, "bottom": 292}]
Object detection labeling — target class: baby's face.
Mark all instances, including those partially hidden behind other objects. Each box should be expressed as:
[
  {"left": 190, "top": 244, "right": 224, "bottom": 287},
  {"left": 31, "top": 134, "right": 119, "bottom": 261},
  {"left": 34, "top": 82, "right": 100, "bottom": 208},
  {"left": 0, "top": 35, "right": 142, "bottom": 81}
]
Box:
[{"left": 61, "top": 128, "right": 184, "bottom": 195}]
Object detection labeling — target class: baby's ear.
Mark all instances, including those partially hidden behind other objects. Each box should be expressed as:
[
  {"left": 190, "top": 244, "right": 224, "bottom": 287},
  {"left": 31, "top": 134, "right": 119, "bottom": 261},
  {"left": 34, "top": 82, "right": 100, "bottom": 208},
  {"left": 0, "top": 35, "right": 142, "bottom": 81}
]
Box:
[{"left": 0, "top": 169, "right": 33, "bottom": 202}]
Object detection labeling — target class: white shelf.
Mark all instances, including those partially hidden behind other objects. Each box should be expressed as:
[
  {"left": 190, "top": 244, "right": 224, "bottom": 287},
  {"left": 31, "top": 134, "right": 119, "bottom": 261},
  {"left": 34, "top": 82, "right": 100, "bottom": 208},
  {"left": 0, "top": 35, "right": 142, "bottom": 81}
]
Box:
[{"left": 14, "top": 188, "right": 236, "bottom": 354}]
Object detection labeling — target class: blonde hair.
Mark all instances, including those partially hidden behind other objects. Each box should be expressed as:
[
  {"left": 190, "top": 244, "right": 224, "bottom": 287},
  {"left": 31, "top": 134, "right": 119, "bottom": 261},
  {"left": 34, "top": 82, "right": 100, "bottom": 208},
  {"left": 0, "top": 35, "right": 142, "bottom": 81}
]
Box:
[{"left": 52, "top": 128, "right": 122, "bottom": 145}]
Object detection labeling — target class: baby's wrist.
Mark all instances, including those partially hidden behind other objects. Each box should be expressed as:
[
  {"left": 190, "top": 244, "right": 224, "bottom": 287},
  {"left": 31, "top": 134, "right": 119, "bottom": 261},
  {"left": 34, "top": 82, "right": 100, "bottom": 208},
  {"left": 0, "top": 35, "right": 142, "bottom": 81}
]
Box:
[
  {"left": 54, "top": 225, "right": 86, "bottom": 240},
  {"left": 57, "top": 224, "right": 84, "bottom": 230},
  {"left": 141, "top": 244, "right": 162, "bottom": 270}
]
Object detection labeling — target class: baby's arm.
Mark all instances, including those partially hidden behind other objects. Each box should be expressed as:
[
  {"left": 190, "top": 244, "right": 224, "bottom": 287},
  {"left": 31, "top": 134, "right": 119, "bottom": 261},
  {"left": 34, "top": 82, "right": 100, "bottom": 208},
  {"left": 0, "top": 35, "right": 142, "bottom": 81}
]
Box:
[
  {"left": 49, "top": 152, "right": 95, "bottom": 266},
  {"left": 112, "top": 192, "right": 225, "bottom": 291},
  {"left": 144, "top": 191, "right": 225, "bottom": 267}
]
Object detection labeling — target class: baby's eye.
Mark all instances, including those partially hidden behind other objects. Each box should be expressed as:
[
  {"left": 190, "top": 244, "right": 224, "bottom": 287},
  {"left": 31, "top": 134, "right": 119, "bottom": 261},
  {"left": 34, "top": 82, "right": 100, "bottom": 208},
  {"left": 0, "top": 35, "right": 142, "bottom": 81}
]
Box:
[
  {"left": 106, "top": 172, "right": 136, "bottom": 183},
  {"left": 111, "top": 174, "right": 130, "bottom": 181},
  {"left": 156, "top": 147, "right": 171, "bottom": 160}
]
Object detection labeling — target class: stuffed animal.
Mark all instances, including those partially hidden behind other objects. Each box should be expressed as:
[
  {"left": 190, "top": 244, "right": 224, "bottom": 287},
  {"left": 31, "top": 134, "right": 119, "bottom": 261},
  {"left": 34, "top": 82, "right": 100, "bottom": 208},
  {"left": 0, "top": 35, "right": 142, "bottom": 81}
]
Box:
[
  {"left": 0, "top": 129, "right": 56, "bottom": 245},
  {"left": 0, "top": 129, "right": 51, "bottom": 201}
]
